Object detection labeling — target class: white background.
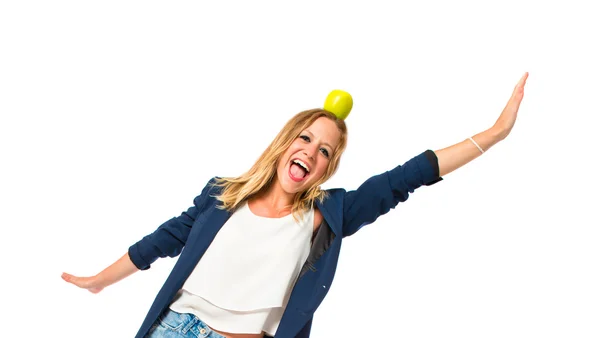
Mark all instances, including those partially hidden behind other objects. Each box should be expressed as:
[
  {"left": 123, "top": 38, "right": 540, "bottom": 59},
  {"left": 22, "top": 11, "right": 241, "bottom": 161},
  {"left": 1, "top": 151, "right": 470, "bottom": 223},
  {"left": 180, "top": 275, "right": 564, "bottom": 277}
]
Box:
[{"left": 1, "top": 1, "right": 599, "bottom": 337}]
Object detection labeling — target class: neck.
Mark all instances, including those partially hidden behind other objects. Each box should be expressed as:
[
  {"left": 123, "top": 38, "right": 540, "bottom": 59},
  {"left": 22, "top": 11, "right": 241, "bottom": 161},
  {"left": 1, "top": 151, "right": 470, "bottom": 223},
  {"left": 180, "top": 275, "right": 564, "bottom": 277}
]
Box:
[{"left": 252, "top": 178, "right": 295, "bottom": 212}]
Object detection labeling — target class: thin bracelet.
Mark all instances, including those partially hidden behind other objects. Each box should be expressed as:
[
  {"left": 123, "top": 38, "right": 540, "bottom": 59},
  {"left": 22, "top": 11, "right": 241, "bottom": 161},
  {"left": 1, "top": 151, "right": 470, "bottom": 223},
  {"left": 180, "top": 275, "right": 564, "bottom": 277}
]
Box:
[{"left": 469, "top": 137, "right": 484, "bottom": 154}]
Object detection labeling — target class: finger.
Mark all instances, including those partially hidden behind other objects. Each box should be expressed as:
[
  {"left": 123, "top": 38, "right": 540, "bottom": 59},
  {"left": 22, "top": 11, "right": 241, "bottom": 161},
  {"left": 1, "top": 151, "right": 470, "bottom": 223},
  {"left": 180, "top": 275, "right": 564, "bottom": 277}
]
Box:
[
  {"left": 509, "top": 74, "right": 528, "bottom": 102},
  {"left": 520, "top": 72, "right": 529, "bottom": 88},
  {"left": 61, "top": 272, "right": 76, "bottom": 284},
  {"left": 515, "top": 72, "right": 529, "bottom": 90},
  {"left": 62, "top": 272, "right": 86, "bottom": 287}
]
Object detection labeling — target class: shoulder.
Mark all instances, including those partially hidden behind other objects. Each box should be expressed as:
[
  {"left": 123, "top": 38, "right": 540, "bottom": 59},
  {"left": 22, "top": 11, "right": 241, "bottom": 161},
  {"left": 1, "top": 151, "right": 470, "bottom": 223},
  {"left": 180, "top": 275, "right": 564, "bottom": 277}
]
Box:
[
  {"left": 205, "top": 176, "right": 225, "bottom": 194},
  {"left": 193, "top": 176, "right": 223, "bottom": 207},
  {"left": 312, "top": 188, "right": 346, "bottom": 230}
]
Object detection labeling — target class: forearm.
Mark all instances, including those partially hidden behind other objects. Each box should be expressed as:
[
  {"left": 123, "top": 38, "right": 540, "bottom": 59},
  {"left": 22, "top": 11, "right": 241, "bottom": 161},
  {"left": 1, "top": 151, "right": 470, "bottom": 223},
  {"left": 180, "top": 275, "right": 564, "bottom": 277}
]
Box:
[
  {"left": 95, "top": 252, "right": 140, "bottom": 288},
  {"left": 434, "top": 126, "right": 505, "bottom": 177}
]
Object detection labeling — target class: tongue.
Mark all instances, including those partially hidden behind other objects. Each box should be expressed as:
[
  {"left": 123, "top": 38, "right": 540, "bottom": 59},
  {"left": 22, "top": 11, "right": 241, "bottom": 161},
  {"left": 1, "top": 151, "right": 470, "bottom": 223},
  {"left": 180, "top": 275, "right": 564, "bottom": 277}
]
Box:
[{"left": 290, "top": 163, "right": 306, "bottom": 179}]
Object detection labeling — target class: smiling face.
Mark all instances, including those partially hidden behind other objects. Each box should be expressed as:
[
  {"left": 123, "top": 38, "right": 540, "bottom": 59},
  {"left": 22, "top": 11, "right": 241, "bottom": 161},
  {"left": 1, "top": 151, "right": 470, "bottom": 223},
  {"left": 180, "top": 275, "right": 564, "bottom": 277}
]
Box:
[{"left": 275, "top": 116, "right": 342, "bottom": 195}]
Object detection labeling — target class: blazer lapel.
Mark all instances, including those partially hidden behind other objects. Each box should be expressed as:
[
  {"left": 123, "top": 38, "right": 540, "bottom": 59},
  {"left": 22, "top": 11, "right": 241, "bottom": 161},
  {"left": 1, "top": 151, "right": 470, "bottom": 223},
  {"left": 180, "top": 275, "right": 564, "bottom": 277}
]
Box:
[
  {"left": 297, "top": 193, "right": 343, "bottom": 278},
  {"left": 315, "top": 192, "right": 342, "bottom": 237},
  {"left": 180, "top": 204, "right": 233, "bottom": 274}
]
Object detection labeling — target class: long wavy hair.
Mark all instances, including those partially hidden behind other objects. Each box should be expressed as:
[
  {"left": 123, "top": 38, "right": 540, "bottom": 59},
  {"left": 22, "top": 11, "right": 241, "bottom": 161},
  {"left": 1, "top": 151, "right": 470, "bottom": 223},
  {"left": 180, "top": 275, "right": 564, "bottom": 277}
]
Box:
[{"left": 212, "top": 108, "right": 348, "bottom": 220}]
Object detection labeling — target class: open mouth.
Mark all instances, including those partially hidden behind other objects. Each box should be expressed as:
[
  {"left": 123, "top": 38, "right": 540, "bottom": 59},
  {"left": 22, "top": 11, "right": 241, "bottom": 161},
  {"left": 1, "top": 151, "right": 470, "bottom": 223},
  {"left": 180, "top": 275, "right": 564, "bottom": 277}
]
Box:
[{"left": 289, "top": 159, "right": 310, "bottom": 182}]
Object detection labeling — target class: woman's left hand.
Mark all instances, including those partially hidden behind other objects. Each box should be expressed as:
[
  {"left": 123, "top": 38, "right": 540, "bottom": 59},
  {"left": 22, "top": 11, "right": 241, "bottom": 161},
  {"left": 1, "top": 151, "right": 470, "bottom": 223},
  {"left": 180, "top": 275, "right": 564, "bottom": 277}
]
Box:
[
  {"left": 434, "top": 72, "right": 530, "bottom": 177},
  {"left": 492, "top": 72, "right": 529, "bottom": 139}
]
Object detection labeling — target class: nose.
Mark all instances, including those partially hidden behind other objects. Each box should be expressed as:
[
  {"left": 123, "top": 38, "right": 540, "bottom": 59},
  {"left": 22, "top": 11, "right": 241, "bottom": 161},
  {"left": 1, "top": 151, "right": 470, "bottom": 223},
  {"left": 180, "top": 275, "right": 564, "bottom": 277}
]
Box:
[
  {"left": 303, "top": 151, "right": 314, "bottom": 161},
  {"left": 304, "top": 144, "right": 319, "bottom": 161}
]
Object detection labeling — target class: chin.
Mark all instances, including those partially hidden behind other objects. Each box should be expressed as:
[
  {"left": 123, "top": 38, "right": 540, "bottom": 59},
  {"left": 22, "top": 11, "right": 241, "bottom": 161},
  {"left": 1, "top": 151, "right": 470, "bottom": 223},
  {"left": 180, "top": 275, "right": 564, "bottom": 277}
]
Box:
[
  {"left": 280, "top": 180, "right": 304, "bottom": 195},
  {"left": 275, "top": 173, "right": 304, "bottom": 195}
]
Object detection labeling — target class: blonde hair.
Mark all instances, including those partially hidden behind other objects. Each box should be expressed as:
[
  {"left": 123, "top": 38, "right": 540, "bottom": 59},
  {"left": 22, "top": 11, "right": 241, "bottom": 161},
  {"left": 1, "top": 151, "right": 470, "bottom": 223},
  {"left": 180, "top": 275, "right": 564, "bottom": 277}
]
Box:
[{"left": 212, "top": 108, "right": 348, "bottom": 219}]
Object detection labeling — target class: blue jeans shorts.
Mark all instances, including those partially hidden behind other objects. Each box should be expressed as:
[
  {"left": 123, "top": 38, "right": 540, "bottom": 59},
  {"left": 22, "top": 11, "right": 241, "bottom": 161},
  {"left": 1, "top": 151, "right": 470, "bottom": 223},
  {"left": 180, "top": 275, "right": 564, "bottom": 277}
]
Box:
[{"left": 145, "top": 309, "right": 226, "bottom": 338}]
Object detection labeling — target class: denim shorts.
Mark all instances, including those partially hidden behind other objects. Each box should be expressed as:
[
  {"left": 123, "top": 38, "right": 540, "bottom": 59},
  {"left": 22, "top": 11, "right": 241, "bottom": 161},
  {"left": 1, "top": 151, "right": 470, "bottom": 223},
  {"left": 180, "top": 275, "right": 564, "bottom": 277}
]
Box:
[{"left": 145, "top": 309, "right": 227, "bottom": 338}]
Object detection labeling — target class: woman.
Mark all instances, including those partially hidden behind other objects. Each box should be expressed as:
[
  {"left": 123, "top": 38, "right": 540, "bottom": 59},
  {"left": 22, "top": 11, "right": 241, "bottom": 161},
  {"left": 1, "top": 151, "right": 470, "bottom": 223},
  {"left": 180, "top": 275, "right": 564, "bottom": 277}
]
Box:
[{"left": 62, "top": 72, "right": 528, "bottom": 338}]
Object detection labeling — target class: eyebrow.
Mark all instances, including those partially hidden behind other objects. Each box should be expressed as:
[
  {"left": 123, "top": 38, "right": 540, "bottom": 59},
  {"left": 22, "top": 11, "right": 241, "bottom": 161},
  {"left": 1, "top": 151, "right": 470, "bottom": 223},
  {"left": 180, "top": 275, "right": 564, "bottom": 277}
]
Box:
[{"left": 304, "top": 130, "right": 334, "bottom": 150}]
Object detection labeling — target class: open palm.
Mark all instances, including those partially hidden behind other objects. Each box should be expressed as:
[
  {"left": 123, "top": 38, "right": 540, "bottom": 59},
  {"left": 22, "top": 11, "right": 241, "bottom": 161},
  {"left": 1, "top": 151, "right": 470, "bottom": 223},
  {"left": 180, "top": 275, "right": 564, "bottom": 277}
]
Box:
[
  {"left": 61, "top": 272, "right": 104, "bottom": 294},
  {"left": 494, "top": 72, "right": 529, "bottom": 139}
]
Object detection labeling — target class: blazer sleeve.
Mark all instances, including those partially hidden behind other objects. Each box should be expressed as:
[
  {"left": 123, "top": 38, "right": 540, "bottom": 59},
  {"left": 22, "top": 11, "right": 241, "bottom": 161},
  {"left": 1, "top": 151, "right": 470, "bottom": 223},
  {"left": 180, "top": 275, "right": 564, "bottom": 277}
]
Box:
[
  {"left": 128, "top": 177, "right": 216, "bottom": 270},
  {"left": 342, "top": 150, "right": 442, "bottom": 237}
]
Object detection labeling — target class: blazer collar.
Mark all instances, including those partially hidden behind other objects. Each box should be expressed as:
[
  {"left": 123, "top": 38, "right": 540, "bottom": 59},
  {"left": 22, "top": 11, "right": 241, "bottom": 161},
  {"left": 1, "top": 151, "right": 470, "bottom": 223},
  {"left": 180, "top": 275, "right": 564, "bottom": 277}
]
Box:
[{"left": 315, "top": 190, "right": 343, "bottom": 238}]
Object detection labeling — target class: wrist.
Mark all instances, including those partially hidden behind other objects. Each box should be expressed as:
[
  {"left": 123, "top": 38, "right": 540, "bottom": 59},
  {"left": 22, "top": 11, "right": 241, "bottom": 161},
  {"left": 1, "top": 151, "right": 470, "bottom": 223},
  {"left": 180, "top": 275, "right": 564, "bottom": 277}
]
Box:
[
  {"left": 488, "top": 125, "right": 508, "bottom": 142},
  {"left": 93, "top": 272, "right": 110, "bottom": 288}
]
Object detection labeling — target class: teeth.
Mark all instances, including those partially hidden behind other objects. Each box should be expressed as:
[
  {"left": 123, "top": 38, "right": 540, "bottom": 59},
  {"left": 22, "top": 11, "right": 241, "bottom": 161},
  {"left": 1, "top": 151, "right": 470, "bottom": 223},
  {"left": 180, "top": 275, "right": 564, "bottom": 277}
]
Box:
[{"left": 293, "top": 159, "right": 310, "bottom": 173}]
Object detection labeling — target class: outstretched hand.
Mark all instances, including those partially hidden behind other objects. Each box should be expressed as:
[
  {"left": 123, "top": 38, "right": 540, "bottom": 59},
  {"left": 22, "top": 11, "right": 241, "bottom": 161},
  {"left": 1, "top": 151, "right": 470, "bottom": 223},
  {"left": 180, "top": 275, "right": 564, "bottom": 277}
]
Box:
[
  {"left": 493, "top": 72, "right": 529, "bottom": 139},
  {"left": 61, "top": 272, "right": 104, "bottom": 294}
]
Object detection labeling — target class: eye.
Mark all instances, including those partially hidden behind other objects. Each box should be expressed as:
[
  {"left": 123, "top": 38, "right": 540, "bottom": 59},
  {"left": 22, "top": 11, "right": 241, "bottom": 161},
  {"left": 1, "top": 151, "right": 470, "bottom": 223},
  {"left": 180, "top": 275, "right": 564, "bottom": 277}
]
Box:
[
  {"left": 300, "top": 135, "right": 310, "bottom": 142},
  {"left": 320, "top": 148, "right": 330, "bottom": 158}
]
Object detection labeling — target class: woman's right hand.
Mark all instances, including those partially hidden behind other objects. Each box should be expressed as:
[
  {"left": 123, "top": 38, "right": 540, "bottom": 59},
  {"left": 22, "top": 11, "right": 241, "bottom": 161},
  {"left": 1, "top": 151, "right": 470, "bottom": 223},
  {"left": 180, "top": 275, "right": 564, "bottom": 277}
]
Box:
[
  {"left": 61, "top": 252, "right": 140, "bottom": 293},
  {"left": 61, "top": 272, "right": 105, "bottom": 294}
]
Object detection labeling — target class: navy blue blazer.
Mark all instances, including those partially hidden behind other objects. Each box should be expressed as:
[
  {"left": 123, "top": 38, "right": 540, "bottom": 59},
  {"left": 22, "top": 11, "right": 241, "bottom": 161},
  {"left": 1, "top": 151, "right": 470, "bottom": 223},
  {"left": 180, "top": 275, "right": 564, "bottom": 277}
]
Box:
[{"left": 128, "top": 150, "right": 442, "bottom": 338}]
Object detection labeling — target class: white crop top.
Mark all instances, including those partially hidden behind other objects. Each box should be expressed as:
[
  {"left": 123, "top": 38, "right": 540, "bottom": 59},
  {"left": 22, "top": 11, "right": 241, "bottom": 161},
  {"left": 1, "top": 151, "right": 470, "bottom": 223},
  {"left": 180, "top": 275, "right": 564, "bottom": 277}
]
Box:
[{"left": 169, "top": 201, "right": 314, "bottom": 336}]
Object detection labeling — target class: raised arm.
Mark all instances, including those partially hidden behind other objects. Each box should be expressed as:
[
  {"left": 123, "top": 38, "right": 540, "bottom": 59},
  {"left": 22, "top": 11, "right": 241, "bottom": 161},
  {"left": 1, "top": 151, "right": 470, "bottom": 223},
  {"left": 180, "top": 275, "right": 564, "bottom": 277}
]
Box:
[
  {"left": 342, "top": 72, "right": 528, "bottom": 237},
  {"left": 435, "top": 72, "right": 528, "bottom": 176}
]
